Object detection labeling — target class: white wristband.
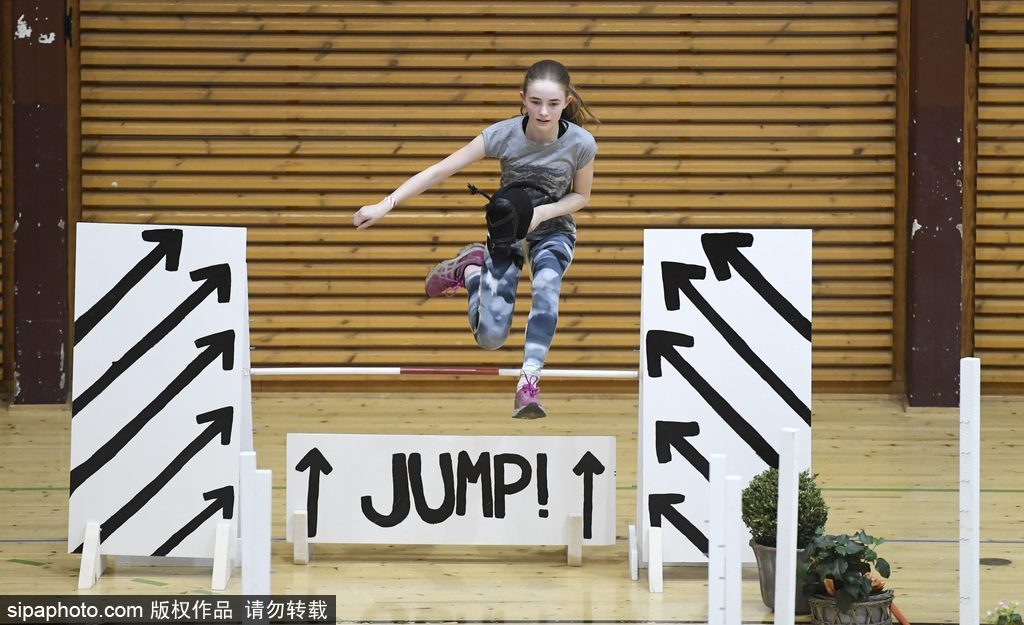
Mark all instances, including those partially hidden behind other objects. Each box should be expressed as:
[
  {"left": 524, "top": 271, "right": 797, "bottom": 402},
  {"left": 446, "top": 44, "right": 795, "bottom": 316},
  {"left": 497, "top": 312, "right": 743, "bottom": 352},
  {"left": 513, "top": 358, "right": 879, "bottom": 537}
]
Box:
[{"left": 384, "top": 195, "right": 397, "bottom": 209}]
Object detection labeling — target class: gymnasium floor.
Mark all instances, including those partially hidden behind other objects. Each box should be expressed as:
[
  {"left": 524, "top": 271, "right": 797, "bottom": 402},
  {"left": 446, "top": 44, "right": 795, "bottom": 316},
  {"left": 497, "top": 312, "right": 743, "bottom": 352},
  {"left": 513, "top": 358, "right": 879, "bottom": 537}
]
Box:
[{"left": 0, "top": 391, "right": 1020, "bottom": 624}]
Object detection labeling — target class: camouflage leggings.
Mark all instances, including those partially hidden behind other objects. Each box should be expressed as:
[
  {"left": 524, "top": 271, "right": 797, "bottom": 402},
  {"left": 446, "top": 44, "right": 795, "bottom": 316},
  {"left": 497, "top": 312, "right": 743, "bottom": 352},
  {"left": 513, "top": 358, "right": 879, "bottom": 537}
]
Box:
[{"left": 465, "top": 231, "right": 575, "bottom": 377}]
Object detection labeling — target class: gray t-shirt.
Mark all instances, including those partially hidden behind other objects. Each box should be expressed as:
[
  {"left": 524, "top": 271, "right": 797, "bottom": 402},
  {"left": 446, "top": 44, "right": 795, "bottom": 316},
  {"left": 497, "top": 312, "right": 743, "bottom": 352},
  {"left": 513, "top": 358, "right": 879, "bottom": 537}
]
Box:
[{"left": 481, "top": 115, "right": 597, "bottom": 240}]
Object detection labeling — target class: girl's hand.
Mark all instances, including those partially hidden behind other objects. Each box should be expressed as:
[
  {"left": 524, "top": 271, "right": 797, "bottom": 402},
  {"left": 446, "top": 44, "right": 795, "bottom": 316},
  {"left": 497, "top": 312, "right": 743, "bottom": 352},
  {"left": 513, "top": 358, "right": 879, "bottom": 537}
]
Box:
[
  {"left": 353, "top": 202, "right": 390, "bottom": 230},
  {"left": 527, "top": 205, "right": 549, "bottom": 233}
]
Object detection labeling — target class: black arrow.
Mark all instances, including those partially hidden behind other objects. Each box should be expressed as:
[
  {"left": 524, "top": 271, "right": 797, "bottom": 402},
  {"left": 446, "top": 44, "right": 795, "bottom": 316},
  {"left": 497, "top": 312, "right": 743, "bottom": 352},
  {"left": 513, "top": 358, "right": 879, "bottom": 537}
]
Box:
[
  {"left": 74, "top": 229, "right": 183, "bottom": 345},
  {"left": 71, "top": 408, "right": 233, "bottom": 553},
  {"left": 648, "top": 493, "right": 709, "bottom": 556},
  {"left": 662, "top": 261, "right": 811, "bottom": 426},
  {"left": 701, "top": 232, "right": 811, "bottom": 341},
  {"left": 72, "top": 264, "right": 232, "bottom": 417},
  {"left": 69, "top": 330, "right": 235, "bottom": 495},
  {"left": 646, "top": 330, "right": 779, "bottom": 469},
  {"left": 151, "top": 486, "right": 235, "bottom": 557},
  {"left": 295, "top": 447, "right": 334, "bottom": 538},
  {"left": 655, "top": 420, "right": 709, "bottom": 481},
  {"left": 572, "top": 451, "right": 605, "bottom": 540}
]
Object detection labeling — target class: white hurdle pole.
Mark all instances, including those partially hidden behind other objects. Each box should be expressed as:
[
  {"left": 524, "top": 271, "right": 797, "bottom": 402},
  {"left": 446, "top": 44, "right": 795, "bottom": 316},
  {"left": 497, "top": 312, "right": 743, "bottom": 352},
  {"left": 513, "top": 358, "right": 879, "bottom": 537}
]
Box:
[
  {"left": 707, "top": 454, "right": 728, "bottom": 625},
  {"left": 724, "top": 475, "right": 744, "bottom": 625},
  {"left": 774, "top": 428, "right": 800, "bottom": 625},
  {"left": 959, "top": 357, "right": 981, "bottom": 625},
  {"left": 250, "top": 366, "right": 638, "bottom": 379}
]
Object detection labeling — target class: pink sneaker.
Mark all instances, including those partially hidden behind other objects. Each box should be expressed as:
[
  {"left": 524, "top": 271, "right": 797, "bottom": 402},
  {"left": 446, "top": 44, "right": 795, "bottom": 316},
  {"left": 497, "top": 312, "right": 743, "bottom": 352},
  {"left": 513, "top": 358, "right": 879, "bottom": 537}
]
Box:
[
  {"left": 512, "top": 377, "right": 546, "bottom": 419},
  {"left": 424, "top": 243, "right": 485, "bottom": 297}
]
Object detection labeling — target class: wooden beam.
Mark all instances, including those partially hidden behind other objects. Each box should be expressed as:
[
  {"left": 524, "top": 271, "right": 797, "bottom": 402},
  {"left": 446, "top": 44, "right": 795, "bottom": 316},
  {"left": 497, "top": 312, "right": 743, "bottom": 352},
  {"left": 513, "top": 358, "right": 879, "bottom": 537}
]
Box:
[
  {"left": 10, "top": 0, "right": 69, "bottom": 404},
  {"left": 905, "top": 0, "right": 966, "bottom": 406}
]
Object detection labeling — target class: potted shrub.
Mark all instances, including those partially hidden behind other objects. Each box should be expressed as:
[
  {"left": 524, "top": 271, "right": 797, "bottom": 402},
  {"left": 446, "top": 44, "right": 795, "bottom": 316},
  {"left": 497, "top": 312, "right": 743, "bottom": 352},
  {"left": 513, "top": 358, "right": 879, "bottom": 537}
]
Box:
[
  {"left": 741, "top": 467, "right": 828, "bottom": 614},
  {"left": 799, "top": 530, "right": 895, "bottom": 625}
]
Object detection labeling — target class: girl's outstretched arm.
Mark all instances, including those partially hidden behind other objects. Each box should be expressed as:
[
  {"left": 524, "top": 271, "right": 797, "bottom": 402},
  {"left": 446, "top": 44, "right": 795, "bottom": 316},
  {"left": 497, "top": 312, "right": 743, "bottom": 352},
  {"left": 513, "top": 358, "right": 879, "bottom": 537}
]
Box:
[
  {"left": 353, "top": 135, "right": 487, "bottom": 230},
  {"left": 527, "top": 157, "right": 595, "bottom": 233}
]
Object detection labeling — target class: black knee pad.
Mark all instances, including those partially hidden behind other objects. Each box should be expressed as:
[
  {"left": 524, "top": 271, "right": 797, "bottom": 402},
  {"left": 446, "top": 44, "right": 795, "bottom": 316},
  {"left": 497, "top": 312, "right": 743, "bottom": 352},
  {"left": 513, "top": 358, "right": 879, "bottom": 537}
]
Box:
[{"left": 486, "top": 186, "right": 534, "bottom": 261}]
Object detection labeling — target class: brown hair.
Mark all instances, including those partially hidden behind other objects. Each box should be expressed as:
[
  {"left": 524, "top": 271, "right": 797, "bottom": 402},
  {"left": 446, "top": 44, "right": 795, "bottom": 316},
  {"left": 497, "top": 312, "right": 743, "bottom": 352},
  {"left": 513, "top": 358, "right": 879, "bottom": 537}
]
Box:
[{"left": 521, "top": 59, "right": 599, "bottom": 128}]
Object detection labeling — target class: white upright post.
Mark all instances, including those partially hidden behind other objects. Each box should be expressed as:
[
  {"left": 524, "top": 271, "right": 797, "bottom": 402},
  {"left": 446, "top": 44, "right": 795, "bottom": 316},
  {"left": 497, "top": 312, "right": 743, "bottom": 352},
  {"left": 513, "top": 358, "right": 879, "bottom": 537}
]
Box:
[
  {"left": 241, "top": 452, "right": 270, "bottom": 594},
  {"left": 566, "top": 514, "right": 583, "bottom": 566},
  {"left": 211, "top": 522, "right": 232, "bottom": 590},
  {"left": 960, "top": 357, "right": 981, "bottom": 625},
  {"left": 627, "top": 524, "right": 639, "bottom": 581},
  {"left": 77, "top": 521, "right": 105, "bottom": 589},
  {"left": 247, "top": 469, "right": 272, "bottom": 594},
  {"left": 647, "top": 527, "right": 663, "bottom": 593},
  {"left": 774, "top": 429, "right": 800, "bottom": 625},
  {"left": 707, "top": 454, "right": 727, "bottom": 625},
  {"left": 724, "top": 475, "right": 743, "bottom": 625},
  {"left": 293, "top": 511, "right": 311, "bottom": 565}
]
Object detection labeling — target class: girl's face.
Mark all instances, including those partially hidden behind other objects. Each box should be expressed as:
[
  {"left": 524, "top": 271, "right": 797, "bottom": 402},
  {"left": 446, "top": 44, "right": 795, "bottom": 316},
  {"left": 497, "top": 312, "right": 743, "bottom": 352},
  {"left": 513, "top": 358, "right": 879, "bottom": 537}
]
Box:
[{"left": 520, "top": 79, "right": 572, "bottom": 130}]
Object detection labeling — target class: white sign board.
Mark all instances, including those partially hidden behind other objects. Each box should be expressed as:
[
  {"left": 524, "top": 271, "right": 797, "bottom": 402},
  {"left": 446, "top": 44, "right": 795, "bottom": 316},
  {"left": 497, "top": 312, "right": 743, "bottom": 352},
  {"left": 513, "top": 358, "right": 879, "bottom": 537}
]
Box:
[
  {"left": 638, "top": 229, "right": 812, "bottom": 564},
  {"left": 69, "top": 223, "right": 248, "bottom": 558},
  {"left": 286, "top": 434, "right": 616, "bottom": 546}
]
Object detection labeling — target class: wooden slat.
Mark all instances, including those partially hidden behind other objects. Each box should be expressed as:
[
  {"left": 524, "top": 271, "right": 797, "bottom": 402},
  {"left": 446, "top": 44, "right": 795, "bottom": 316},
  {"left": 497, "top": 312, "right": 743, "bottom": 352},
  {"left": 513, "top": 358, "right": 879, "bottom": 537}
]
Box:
[
  {"left": 243, "top": 278, "right": 893, "bottom": 298},
  {"left": 81, "top": 50, "right": 898, "bottom": 69},
  {"left": 976, "top": 285, "right": 1024, "bottom": 298},
  {"left": 83, "top": 174, "right": 895, "bottom": 193},
  {"left": 80, "top": 32, "right": 896, "bottom": 53},
  {"left": 80, "top": 102, "right": 895, "bottom": 121},
  {"left": 83, "top": 17, "right": 893, "bottom": 32},
  {"left": 235, "top": 226, "right": 895, "bottom": 244},
  {"left": 239, "top": 261, "right": 892, "bottom": 281},
  {"left": 249, "top": 329, "right": 892, "bottom": 349},
  {"left": 244, "top": 347, "right": 892, "bottom": 367},
  {"left": 83, "top": 156, "right": 895, "bottom": 176},
  {"left": 235, "top": 244, "right": 895, "bottom": 263},
  {"left": 82, "top": 68, "right": 897, "bottom": 87},
  {"left": 82, "top": 192, "right": 895, "bottom": 209},
  {"left": 80, "top": 86, "right": 898, "bottom": 105},
  {"left": 81, "top": 1, "right": 897, "bottom": 16},
  {"left": 79, "top": 121, "right": 896, "bottom": 139},
  {"left": 79, "top": 0, "right": 898, "bottom": 390},
  {"left": 81, "top": 138, "right": 897, "bottom": 158}
]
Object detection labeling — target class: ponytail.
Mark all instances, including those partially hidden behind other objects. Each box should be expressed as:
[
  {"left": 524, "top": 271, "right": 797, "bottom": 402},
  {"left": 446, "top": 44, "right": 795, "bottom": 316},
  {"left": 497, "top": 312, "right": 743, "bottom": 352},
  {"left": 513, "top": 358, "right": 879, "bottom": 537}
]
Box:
[{"left": 563, "top": 84, "right": 600, "bottom": 128}]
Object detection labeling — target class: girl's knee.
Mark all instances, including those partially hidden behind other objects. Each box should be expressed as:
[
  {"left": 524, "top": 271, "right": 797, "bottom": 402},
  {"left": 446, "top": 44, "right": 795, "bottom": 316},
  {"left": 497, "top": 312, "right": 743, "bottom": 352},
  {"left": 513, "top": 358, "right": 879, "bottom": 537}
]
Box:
[
  {"left": 531, "top": 267, "right": 563, "bottom": 293},
  {"left": 475, "top": 325, "right": 510, "bottom": 350}
]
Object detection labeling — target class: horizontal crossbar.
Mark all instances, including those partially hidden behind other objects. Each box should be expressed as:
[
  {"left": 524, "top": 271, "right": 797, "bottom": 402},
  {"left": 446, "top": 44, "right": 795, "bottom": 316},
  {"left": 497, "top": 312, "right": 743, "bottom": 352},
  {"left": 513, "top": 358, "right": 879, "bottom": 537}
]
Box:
[{"left": 249, "top": 366, "right": 638, "bottom": 379}]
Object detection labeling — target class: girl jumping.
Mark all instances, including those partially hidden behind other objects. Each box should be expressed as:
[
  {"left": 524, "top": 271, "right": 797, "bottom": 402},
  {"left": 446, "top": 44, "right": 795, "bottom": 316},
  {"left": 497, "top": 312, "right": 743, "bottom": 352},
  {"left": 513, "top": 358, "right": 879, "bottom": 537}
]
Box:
[{"left": 353, "top": 59, "right": 598, "bottom": 419}]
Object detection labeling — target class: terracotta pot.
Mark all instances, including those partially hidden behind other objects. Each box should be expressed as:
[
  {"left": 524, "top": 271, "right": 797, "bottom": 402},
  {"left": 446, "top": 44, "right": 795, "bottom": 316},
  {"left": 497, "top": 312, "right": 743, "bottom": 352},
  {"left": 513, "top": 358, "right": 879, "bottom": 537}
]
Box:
[{"left": 749, "top": 540, "right": 810, "bottom": 614}]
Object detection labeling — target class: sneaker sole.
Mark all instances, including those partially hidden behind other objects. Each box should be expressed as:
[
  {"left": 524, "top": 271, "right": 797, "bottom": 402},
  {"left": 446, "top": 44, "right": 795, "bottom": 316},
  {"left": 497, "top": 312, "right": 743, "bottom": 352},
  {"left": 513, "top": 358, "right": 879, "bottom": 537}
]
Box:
[
  {"left": 424, "top": 244, "right": 485, "bottom": 296},
  {"left": 512, "top": 402, "right": 547, "bottom": 419}
]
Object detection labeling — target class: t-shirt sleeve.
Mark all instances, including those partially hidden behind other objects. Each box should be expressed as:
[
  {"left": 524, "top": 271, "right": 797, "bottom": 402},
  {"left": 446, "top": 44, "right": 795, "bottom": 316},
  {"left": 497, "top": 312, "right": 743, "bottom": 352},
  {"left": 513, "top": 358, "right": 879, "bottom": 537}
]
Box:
[
  {"left": 576, "top": 133, "right": 598, "bottom": 170},
  {"left": 481, "top": 122, "right": 503, "bottom": 159}
]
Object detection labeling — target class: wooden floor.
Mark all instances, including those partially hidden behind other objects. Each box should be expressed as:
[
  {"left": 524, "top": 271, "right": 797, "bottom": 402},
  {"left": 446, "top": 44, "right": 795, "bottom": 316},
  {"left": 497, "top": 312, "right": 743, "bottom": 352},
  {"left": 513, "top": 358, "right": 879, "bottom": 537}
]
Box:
[{"left": 0, "top": 391, "right": 1021, "bottom": 624}]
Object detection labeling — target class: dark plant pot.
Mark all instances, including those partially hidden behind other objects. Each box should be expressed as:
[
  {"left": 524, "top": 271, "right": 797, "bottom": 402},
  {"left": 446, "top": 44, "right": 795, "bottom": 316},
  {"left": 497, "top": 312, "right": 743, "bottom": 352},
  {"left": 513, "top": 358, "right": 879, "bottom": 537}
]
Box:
[
  {"left": 749, "top": 540, "right": 810, "bottom": 614},
  {"left": 806, "top": 590, "right": 894, "bottom": 625}
]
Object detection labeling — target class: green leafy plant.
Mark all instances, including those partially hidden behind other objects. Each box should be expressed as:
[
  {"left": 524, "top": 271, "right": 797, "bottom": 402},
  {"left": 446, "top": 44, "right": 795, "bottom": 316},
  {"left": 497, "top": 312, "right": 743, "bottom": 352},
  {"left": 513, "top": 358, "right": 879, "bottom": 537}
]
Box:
[
  {"left": 741, "top": 468, "right": 829, "bottom": 547},
  {"left": 987, "top": 600, "right": 1023, "bottom": 625},
  {"left": 798, "top": 529, "right": 891, "bottom": 613}
]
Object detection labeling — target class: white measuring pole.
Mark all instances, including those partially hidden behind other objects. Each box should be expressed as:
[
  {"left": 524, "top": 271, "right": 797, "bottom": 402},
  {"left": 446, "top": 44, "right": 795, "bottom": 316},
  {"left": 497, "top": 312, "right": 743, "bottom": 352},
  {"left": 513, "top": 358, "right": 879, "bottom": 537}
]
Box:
[
  {"left": 774, "top": 428, "right": 800, "bottom": 625},
  {"left": 724, "top": 475, "right": 743, "bottom": 625},
  {"left": 707, "top": 454, "right": 728, "bottom": 625},
  {"left": 959, "top": 357, "right": 981, "bottom": 625}
]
